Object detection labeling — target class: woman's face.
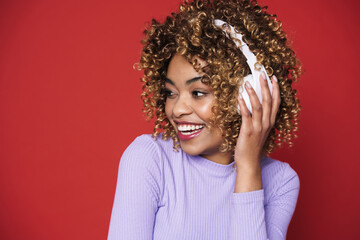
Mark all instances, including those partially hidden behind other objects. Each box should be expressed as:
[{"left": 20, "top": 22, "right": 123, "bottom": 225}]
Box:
[{"left": 165, "top": 54, "right": 232, "bottom": 164}]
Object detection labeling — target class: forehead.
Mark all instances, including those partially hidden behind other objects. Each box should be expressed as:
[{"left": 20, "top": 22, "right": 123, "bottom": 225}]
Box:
[{"left": 166, "top": 54, "right": 206, "bottom": 84}]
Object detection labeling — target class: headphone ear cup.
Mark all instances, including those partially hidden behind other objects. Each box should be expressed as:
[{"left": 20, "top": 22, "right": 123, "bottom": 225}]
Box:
[{"left": 237, "top": 70, "right": 273, "bottom": 115}]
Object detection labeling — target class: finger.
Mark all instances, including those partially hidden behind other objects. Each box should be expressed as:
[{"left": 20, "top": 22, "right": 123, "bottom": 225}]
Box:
[
  {"left": 244, "top": 81, "right": 262, "bottom": 130},
  {"left": 270, "top": 75, "right": 281, "bottom": 127},
  {"left": 238, "top": 94, "right": 252, "bottom": 129},
  {"left": 260, "top": 71, "right": 272, "bottom": 131}
]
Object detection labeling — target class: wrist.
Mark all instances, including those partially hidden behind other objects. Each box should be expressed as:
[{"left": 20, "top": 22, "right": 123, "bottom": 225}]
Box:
[
  {"left": 233, "top": 165, "right": 263, "bottom": 193},
  {"left": 234, "top": 158, "right": 261, "bottom": 173},
  {"left": 235, "top": 165, "right": 261, "bottom": 177}
]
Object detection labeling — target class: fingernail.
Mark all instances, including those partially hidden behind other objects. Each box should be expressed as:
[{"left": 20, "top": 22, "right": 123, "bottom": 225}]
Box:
[
  {"left": 272, "top": 75, "right": 278, "bottom": 82},
  {"left": 261, "top": 71, "right": 266, "bottom": 80},
  {"left": 245, "top": 81, "right": 252, "bottom": 88}
]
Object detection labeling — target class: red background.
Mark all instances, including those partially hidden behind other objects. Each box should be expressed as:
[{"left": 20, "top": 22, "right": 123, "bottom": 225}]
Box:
[{"left": 1, "top": 0, "right": 359, "bottom": 239}]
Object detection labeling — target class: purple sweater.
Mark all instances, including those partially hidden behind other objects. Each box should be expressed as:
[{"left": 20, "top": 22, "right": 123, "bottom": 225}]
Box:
[{"left": 108, "top": 134, "right": 300, "bottom": 240}]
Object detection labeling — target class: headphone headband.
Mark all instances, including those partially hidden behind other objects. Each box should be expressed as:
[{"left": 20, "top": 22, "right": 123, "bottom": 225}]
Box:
[{"left": 214, "top": 19, "right": 273, "bottom": 114}]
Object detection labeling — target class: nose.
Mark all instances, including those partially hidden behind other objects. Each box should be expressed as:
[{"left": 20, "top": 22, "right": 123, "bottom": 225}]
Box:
[{"left": 172, "top": 95, "right": 192, "bottom": 118}]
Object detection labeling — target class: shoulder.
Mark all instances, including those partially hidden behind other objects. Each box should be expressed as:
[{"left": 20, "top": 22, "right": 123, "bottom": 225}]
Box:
[
  {"left": 261, "top": 157, "right": 300, "bottom": 202},
  {"left": 261, "top": 157, "right": 299, "bottom": 180},
  {"left": 124, "top": 134, "right": 158, "bottom": 155},
  {"left": 117, "top": 134, "right": 174, "bottom": 201},
  {"left": 123, "top": 134, "right": 174, "bottom": 157},
  {"left": 119, "top": 134, "right": 174, "bottom": 170}
]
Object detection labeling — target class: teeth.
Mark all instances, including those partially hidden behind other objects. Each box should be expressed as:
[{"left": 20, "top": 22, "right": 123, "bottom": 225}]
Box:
[
  {"left": 181, "top": 129, "right": 201, "bottom": 135},
  {"left": 178, "top": 124, "right": 205, "bottom": 132}
]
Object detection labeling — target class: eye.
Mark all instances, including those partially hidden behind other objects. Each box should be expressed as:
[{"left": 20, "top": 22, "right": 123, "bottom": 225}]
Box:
[
  {"left": 192, "top": 90, "right": 206, "bottom": 98},
  {"left": 164, "top": 89, "right": 175, "bottom": 99}
]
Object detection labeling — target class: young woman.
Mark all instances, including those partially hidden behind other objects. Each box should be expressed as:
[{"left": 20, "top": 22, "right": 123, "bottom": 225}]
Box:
[{"left": 108, "top": 0, "right": 301, "bottom": 239}]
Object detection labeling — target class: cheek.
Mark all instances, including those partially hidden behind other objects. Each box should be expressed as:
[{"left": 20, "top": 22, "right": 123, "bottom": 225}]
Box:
[
  {"left": 164, "top": 100, "right": 172, "bottom": 119},
  {"left": 195, "top": 100, "right": 214, "bottom": 121}
]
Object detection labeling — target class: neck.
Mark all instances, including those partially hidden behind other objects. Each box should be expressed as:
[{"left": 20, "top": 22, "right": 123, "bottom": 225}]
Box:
[{"left": 200, "top": 150, "right": 233, "bottom": 165}]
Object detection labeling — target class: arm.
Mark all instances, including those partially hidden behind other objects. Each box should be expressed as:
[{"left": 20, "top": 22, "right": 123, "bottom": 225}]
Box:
[
  {"left": 264, "top": 164, "right": 300, "bottom": 239},
  {"left": 229, "top": 163, "right": 300, "bottom": 240},
  {"left": 108, "top": 136, "right": 161, "bottom": 240},
  {"left": 229, "top": 73, "right": 299, "bottom": 239}
]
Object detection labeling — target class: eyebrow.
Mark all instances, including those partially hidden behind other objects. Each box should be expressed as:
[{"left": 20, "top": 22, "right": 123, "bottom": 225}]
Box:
[{"left": 165, "top": 76, "right": 202, "bottom": 86}]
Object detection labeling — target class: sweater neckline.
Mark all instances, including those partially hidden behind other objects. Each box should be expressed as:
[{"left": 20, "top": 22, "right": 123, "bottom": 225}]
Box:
[{"left": 189, "top": 154, "right": 236, "bottom": 176}]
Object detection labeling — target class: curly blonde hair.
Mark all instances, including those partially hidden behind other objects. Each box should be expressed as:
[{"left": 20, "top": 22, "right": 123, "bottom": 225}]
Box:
[{"left": 137, "top": 0, "right": 301, "bottom": 154}]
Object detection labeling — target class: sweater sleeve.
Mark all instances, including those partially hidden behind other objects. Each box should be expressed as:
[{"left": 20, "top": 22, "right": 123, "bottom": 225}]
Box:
[
  {"left": 108, "top": 136, "right": 162, "bottom": 240},
  {"left": 229, "top": 163, "right": 300, "bottom": 240}
]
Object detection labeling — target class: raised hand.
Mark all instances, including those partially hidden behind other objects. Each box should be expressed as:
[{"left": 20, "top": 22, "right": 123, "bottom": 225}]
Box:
[{"left": 233, "top": 72, "right": 280, "bottom": 193}]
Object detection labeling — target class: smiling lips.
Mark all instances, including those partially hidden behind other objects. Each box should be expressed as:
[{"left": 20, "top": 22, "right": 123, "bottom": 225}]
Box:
[{"left": 175, "top": 121, "right": 205, "bottom": 141}]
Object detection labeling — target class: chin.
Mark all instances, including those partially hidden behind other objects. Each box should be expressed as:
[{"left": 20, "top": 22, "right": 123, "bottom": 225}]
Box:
[{"left": 179, "top": 141, "right": 203, "bottom": 156}]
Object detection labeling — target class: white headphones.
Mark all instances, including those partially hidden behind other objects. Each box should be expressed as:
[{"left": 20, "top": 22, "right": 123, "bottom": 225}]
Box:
[{"left": 214, "top": 19, "right": 273, "bottom": 114}]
